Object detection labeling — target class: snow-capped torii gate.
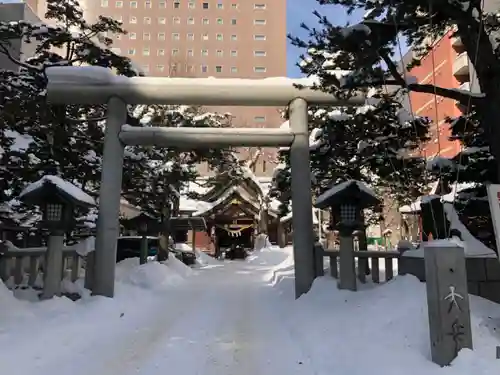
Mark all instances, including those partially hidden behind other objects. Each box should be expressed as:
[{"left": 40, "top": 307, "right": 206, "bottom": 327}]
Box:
[{"left": 45, "top": 66, "right": 365, "bottom": 299}]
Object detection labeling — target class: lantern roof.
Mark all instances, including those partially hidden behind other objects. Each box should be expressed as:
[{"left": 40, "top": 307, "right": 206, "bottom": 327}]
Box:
[
  {"left": 314, "top": 179, "right": 380, "bottom": 209},
  {"left": 18, "top": 175, "right": 96, "bottom": 208}
]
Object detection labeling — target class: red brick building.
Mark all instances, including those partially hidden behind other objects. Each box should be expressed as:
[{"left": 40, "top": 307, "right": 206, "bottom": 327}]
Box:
[{"left": 407, "top": 29, "right": 469, "bottom": 158}]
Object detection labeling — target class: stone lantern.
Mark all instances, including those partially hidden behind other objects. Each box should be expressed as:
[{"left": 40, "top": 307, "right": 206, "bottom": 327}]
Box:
[
  {"left": 315, "top": 180, "right": 380, "bottom": 291},
  {"left": 125, "top": 212, "right": 158, "bottom": 264},
  {"left": 18, "top": 175, "right": 95, "bottom": 299}
]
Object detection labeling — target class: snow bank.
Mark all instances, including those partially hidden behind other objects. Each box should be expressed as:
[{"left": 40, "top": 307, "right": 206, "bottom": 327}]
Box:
[
  {"left": 247, "top": 245, "right": 292, "bottom": 269},
  {"left": 273, "top": 271, "right": 500, "bottom": 374},
  {"left": 115, "top": 257, "right": 189, "bottom": 291},
  {"left": 195, "top": 249, "right": 219, "bottom": 266}
]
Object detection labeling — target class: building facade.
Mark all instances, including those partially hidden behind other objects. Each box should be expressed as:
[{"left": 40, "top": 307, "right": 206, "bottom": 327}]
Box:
[
  {"left": 0, "top": 2, "right": 41, "bottom": 71},
  {"left": 26, "top": 0, "right": 288, "bottom": 176}
]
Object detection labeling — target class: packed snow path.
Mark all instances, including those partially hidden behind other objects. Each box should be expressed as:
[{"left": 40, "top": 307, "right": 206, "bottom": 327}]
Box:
[{"left": 2, "top": 258, "right": 317, "bottom": 375}]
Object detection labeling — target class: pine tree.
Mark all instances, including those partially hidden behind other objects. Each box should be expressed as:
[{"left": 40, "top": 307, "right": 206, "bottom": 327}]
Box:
[
  {"left": 288, "top": 0, "right": 500, "bottom": 182},
  {"left": 270, "top": 88, "right": 431, "bottom": 220},
  {"left": 0, "top": 0, "right": 136, "bottom": 225},
  {"left": 122, "top": 104, "right": 241, "bottom": 218}
]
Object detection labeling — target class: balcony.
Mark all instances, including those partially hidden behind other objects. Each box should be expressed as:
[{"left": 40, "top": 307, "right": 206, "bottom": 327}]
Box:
[
  {"left": 451, "top": 36, "right": 463, "bottom": 47},
  {"left": 453, "top": 52, "right": 470, "bottom": 76}
]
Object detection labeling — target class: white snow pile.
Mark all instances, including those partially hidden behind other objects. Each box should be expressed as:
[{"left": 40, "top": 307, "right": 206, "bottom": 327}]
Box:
[
  {"left": 174, "top": 242, "right": 219, "bottom": 266},
  {"left": 270, "top": 251, "right": 500, "bottom": 374},
  {"left": 195, "top": 249, "right": 219, "bottom": 266},
  {"left": 247, "top": 245, "right": 291, "bottom": 268},
  {"left": 115, "top": 257, "right": 192, "bottom": 290},
  {"left": 402, "top": 204, "right": 497, "bottom": 258}
]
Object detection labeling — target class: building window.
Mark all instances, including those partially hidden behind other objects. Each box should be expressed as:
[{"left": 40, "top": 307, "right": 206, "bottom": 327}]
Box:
[
  {"left": 174, "top": 1, "right": 180, "bottom": 8},
  {"left": 201, "top": 65, "right": 208, "bottom": 73},
  {"left": 158, "top": 32, "right": 166, "bottom": 40},
  {"left": 157, "top": 64, "right": 165, "bottom": 72},
  {"left": 217, "top": 18, "right": 223, "bottom": 24},
  {"left": 216, "top": 50, "right": 223, "bottom": 57},
  {"left": 254, "top": 50, "right": 266, "bottom": 57},
  {"left": 143, "top": 48, "right": 150, "bottom": 56},
  {"left": 202, "top": 18, "right": 209, "bottom": 25},
  {"left": 188, "top": 1, "right": 195, "bottom": 8},
  {"left": 159, "top": 1, "right": 166, "bottom": 8},
  {"left": 231, "top": 67, "right": 238, "bottom": 73},
  {"left": 216, "top": 33, "right": 223, "bottom": 41},
  {"left": 130, "top": 1, "right": 137, "bottom": 8},
  {"left": 254, "top": 19, "right": 266, "bottom": 25},
  {"left": 172, "top": 49, "right": 179, "bottom": 56},
  {"left": 187, "top": 17, "right": 194, "bottom": 24},
  {"left": 201, "top": 49, "right": 208, "bottom": 56},
  {"left": 203, "top": 2, "right": 209, "bottom": 9},
  {"left": 145, "top": 1, "right": 151, "bottom": 8},
  {"left": 173, "top": 17, "right": 180, "bottom": 24},
  {"left": 101, "top": 0, "right": 109, "bottom": 7},
  {"left": 130, "top": 16, "right": 137, "bottom": 24},
  {"left": 230, "top": 50, "right": 237, "bottom": 57},
  {"left": 158, "top": 49, "right": 165, "bottom": 56},
  {"left": 129, "top": 32, "right": 137, "bottom": 40},
  {"left": 231, "top": 3, "right": 238, "bottom": 9},
  {"left": 187, "top": 33, "right": 194, "bottom": 40},
  {"left": 254, "top": 116, "right": 266, "bottom": 122},
  {"left": 215, "top": 65, "right": 222, "bottom": 73},
  {"left": 144, "top": 17, "right": 152, "bottom": 24},
  {"left": 231, "top": 34, "right": 237, "bottom": 41},
  {"left": 128, "top": 48, "right": 135, "bottom": 55},
  {"left": 116, "top": 1, "right": 123, "bottom": 8},
  {"left": 172, "top": 33, "right": 180, "bottom": 40},
  {"left": 143, "top": 32, "right": 151, "bottom": 40},
  {"left": 254, "top": 3, "right": 266, "bottom": 9},
  {"left": 159, "top": 17, "right": 166, "bottom": 24},
  {"left": 187, "top": 49, "right": 194, "bottom": 57},
  {"left": 254, "top": 66, "right": 266, "bottom": 73},
  {"left": 231, "top": 19, "right": 237, "bottom": 25},
  {"left": 202, "top": 33, "right": 209, "bottom": 40},
  {"left": 254, "top": 34, "right": 266, "bottom": 41},
  {"left": 217, "top": 2, "right": 223, "bottom": 9}
]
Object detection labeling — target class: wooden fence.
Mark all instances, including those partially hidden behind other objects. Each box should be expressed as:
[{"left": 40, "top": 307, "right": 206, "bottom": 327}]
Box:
[
  {"left": 0, "top": 245, "right": 87, "bottom": 289},
  {"left": 323, "top": 249, "right": 402, "bottom": 283}
]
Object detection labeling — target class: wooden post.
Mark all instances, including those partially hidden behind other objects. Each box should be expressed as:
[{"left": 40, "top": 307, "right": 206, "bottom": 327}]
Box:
[
  {"left": 338, "top": 235, "right": 356, "bottom": 291},
  {"left": 313, "top": 242, "right": 324, "bottom": 277},
  {"left": 424, "top": 243, "right": 472, "bottom": 367},
  {"left": 191, "top": 230, "right": 196, "bottom": 252},
  {"left": 84, "top": 251, "right": 95, "bottom": 291}
]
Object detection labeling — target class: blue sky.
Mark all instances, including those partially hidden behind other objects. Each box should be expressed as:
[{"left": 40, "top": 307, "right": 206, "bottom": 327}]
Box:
[{"left": 286, "top": 0, "right": 361, "bottom": 77}]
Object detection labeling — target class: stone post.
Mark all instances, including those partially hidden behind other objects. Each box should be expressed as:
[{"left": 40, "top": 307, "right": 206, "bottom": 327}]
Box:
[{"left": 424, "top": 243, "right": 472, "bottom": 366}]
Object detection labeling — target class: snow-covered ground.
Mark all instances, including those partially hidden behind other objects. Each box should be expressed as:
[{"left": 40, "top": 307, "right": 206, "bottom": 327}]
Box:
[{"left": 0, "top": 247, "right": 498, "bottom": 375}]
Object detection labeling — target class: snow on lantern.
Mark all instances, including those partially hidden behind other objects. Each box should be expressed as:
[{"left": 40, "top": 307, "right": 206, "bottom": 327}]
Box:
[{"left": 18, "top": 175, "right": 95, "bottom": 299}]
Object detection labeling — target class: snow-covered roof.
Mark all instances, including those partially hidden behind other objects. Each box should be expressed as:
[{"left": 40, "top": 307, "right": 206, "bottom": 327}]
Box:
[
  {"left": 315, "top": 180, "right": 378, "bottom": 208},
  {"left": 399, "top": 183, "right": 478, "bottom": 214},
  {"left": 19, "top": 175, "right": 96, "bottom": 207},
  {"left": 402, "top": 203, "right": 497, "bottom": 258},
  {"left": 192, "top": 185, "right": 260, "bottom": 217}
]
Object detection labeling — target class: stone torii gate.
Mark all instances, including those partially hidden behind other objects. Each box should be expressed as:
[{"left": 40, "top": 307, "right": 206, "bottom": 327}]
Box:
[{"left": 45, "top": 66, "right": 365, "bottom": 299}]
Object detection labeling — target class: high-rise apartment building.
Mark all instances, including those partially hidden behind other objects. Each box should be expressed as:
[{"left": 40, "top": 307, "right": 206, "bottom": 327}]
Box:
[{"left": 26, "top": 0, "right": 288, "bottom": 176}]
